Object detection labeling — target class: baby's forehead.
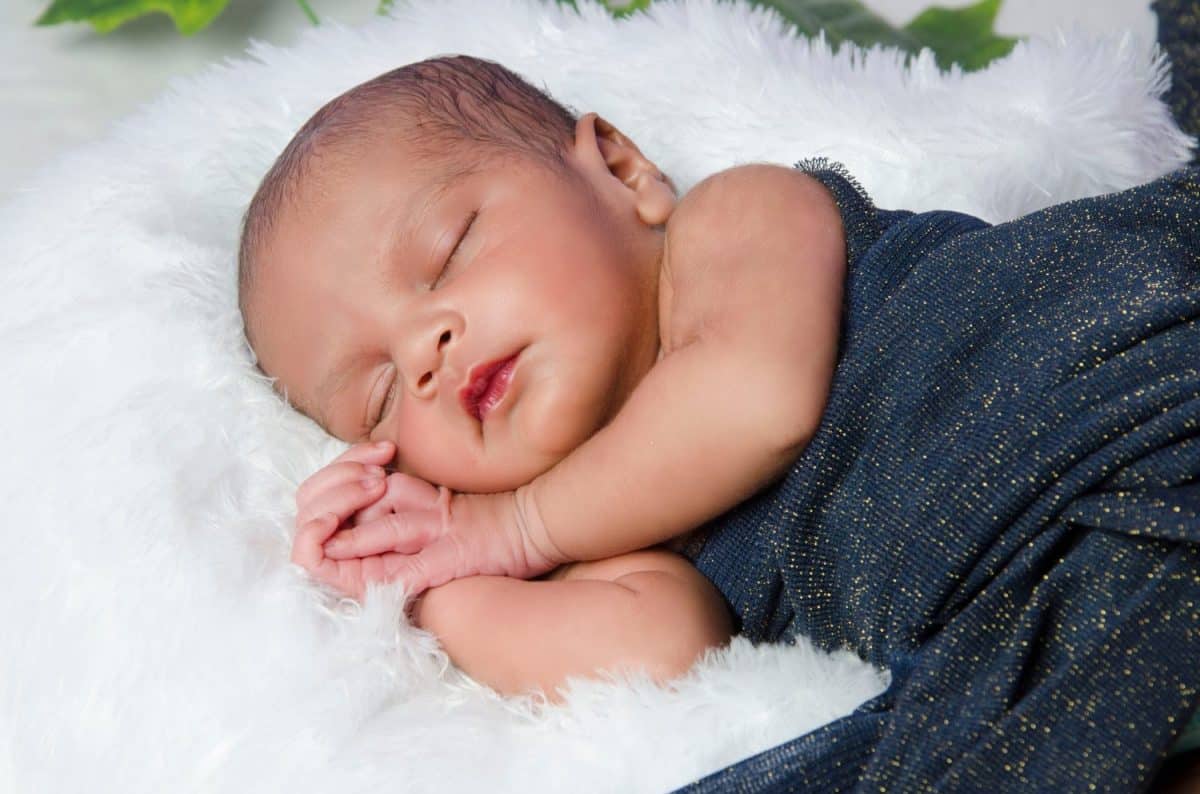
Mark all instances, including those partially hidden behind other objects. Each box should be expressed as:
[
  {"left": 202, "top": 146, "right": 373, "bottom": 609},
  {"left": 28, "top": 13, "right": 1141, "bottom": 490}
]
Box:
[
  {"left": 254, "top": 113, "right": 508, "bottom": 307},
  {"left": 296, "top": 126, "right": 473, "bottom": 212},
  {"left": 256, "top": 136, "right": 476, "bottom": 304}
]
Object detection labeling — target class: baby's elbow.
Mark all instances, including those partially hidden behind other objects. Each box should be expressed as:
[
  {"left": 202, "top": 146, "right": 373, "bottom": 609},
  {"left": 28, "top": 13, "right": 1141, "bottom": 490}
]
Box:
[
  {"left": 620, "top": 563, "right": 735, "bottom": 684},
  {"left": 769, "top": 404, "right": 820, "bottom": 462},
  {"left": 643, "top": 613, "right": 732, "bottom": 684},
  {"left": 734, "top": 359, "right": 825, "bottom": 461}
]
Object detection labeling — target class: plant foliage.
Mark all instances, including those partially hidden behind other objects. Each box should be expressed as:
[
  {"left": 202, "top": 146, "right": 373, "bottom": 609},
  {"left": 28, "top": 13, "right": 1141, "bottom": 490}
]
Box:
[
  {"left": 35, "top": 0, "right": 1019, "bottom": 73},
  {"left": 37, "top": 0, "right": 232, "bottom": 34}
]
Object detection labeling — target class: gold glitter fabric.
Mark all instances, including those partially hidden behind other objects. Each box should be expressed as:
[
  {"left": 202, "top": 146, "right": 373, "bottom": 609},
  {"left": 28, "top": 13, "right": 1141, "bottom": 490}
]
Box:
[
  {"left": 680, "top": 163, "right": 1200, "bottom": 792},
  {"left": 1155, "top": 0, "right": 1200, "bottom": 161}
]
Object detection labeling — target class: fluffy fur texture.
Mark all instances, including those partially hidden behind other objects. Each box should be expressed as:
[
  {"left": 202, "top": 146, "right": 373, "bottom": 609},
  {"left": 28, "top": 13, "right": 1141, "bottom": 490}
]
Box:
[{"left": 0, "top": 0, "right": 1191, "bottom": 790}]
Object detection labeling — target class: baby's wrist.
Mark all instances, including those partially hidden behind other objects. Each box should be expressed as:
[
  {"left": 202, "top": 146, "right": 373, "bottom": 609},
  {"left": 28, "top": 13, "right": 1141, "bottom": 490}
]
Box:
[{"left": 512, "top": 482, "right": 569, "bottom": 572}]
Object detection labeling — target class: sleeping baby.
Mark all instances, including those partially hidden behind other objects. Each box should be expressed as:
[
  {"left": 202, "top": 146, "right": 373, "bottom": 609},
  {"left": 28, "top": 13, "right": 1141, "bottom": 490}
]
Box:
[
  {"left": 238, "top": 50, "right": 1200, "bottom": 788},
  {"left": 237, "top": 54, "right": 842, "bottom": 697}
]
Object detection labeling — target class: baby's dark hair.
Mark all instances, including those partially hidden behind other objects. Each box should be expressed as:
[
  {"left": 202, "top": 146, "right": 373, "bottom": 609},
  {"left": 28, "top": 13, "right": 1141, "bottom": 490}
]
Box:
[{"left": 237, "top": 54, "right": 578, "bottom": 344}]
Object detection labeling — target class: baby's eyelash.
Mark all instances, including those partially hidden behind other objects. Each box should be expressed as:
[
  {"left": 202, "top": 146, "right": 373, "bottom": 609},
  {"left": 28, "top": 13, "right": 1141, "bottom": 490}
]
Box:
[
  {"left": 434, "top": 211, "right": 477, "bottom": 287},
  {"left": 455, "top": 211, "right": 477, "bottom": 256}
]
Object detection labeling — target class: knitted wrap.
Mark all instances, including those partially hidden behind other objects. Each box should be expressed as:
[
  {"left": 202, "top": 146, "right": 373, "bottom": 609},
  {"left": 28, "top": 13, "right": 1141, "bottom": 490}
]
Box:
[{"left": 683, "top": 164, "right": 1200, "bottom": 792}]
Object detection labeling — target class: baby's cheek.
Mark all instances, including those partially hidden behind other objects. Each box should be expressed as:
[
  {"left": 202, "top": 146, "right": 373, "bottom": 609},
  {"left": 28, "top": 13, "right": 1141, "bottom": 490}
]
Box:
[{"left": 522, "top": 365, "right": 608, "bottom": 457}]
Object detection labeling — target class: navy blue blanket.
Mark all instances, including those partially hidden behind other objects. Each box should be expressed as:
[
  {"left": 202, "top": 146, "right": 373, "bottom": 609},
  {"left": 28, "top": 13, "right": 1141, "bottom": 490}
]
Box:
[{"left": 682, "top": 163, "right": 1200, "bottom": 792}]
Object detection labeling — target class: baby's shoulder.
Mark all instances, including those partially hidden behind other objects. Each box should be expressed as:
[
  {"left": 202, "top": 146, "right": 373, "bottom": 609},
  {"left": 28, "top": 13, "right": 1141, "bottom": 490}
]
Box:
[
  {"left": 671, "top": 164, "right": 835, "bottom": 231},
  {"left": 660, "top": 163, "right": 845, "bottom": 349},
  {"left": 666, "top": 164, "right": 841, "bottom": 274}
]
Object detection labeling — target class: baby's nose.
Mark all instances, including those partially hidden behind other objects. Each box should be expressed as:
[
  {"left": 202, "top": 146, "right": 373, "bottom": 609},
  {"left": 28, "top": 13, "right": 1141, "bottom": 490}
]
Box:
[{"left": 410, "top": 329, "right": 454, "bottom": 397}]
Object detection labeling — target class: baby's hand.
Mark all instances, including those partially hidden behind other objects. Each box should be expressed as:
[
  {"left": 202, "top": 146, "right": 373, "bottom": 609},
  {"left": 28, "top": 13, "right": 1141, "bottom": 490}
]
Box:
[
  {"left": 320, "top": 474, "right": 562, "bottom": 598},
  {"left": 290, "top": 440, "right": 396, "bottom": 599}
]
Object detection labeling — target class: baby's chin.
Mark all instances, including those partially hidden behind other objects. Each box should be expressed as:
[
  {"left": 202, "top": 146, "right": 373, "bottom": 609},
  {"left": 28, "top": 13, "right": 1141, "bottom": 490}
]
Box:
[
  {"left": 431, "top": 457, "right": 547, "bottom": 495},
  {"left": 434, "top": 429, "right": 581, "bottom": 494},
  {"left": 436, "top": 369, "right": 611, "bottom": 493}
]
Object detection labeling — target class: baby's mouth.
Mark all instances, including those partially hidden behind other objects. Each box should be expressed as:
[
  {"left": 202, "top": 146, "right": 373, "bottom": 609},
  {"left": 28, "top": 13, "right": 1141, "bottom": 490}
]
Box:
[{"left": 459, "top": 352, "right": 519, "bottom": 422}]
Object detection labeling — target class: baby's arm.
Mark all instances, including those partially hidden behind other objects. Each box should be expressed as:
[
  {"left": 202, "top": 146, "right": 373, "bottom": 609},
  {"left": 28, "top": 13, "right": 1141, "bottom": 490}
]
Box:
[
  {"left": 413, "top": 549, "right": 732, "bottom": 699},
  {"left": 291, "top": 452, "right": 731, "bottom": 696},
  {"left": 518, "top": 164, "right": 846, "bottom": 563}
]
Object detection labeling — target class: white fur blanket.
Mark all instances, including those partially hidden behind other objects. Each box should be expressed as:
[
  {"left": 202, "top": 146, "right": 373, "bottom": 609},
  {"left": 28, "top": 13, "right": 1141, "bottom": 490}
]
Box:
[{"left": 0, "top": 0, "right": 1192, "bottom": 790}]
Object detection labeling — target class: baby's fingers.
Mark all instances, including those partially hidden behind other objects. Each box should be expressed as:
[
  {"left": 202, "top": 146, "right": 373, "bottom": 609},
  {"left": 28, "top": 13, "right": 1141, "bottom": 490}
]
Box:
[
  {"left": 351, "top": 497, "right": 394, "bottom": 526},
  {"left": 379, "top": 545, "right": 462, "bottom": 597},
  {"left": 316, "top": 549, "right": 455, "bottom": 600},
  {"left": 331, "top": 440, "right": 395, "bottom": 467},
  {"left": 295, "top": 440, "right": 394, "bottom": 506},
  {"left": 291, "top": 512, "right": 341, "bottom": 573},
  {"left": 349, "top": 472, "right": 446, "bottom": 526},
  {"left": 314, "top": 553, "right": 428, "bottom": 602},
  {"left": 290, "top": 512, "right": 367, "bottom": 599},
  {"left": 324, "top": 512, "right": 438, "bottom": 559},
  {"left": 296, "top": 474, "right": 386, "bottom": 528}
]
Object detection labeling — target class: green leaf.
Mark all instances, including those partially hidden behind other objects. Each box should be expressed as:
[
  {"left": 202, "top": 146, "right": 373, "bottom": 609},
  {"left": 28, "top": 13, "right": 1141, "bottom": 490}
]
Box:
[
  {"left": 295, "top": 0, "right": 319, "bottom": 25},
  {"left": 902, "top": 0, "right": 1019, "bottom": 71},
  {"left": 554, "top": 0, "right": 651, "bottom": 15},
  {"left": 752, "top": 0, "right": 927, "bottom": 52},
  {"left": 756, "top": 0, "right": 1018, "bottom": 71},
  {"left": 36, "top": 0, "right": 231, "bottom": 34},
  {"left": 561, "top": 0, "right": 1020, "bottom": 73},
  {"left": 607, "top": 0, "right": 653, "bottom": 19}
]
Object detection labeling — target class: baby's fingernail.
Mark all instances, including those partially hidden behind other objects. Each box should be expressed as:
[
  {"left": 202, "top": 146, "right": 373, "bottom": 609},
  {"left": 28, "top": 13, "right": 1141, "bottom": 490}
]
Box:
[
  {"left": 363, "top": 465, "right": 385, "bottom": 477},
  {"left": 361, "top": 477, "right": 383, "bottom": 489},
  {"left": 375, "top": 441, "right": 392, "bottom": 450},
  {"left": 325, "top": 540, "right": 344, "bottom": 555}
]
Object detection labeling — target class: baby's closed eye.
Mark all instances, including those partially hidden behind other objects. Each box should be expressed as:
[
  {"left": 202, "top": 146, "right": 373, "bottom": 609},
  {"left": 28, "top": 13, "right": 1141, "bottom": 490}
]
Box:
[{"left": 433, "top": 209, "right": 478, "bottom": 288}]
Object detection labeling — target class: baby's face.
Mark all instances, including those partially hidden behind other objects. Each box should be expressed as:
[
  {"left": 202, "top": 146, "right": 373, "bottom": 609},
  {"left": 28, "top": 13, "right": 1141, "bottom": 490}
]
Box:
[{"left": 250, "top": 122, "right": 665, "bottom": 492}]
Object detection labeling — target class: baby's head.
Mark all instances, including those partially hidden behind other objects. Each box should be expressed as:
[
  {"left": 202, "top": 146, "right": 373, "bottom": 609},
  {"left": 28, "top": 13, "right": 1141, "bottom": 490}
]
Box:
[{"left": 239, "top": 55, "right": 676, "bottom": 492}]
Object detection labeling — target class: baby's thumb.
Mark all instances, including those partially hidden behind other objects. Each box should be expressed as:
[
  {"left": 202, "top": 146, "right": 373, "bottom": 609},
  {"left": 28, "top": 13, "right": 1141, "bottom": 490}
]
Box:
[{"left": 352, "top": 495, "right": 394, "bottom": 525}]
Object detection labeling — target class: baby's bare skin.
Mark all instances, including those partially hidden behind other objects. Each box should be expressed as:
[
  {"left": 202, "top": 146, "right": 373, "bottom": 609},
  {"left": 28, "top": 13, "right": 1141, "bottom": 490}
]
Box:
[
  {"left": 414, "top": 551, "right": 734, "bottom": 699},
  {"left": 291, "top": 441, "right": 732, "bottom": 698},
  {"left": 258, "top": 110, "right": 845, "bottom": 697}
]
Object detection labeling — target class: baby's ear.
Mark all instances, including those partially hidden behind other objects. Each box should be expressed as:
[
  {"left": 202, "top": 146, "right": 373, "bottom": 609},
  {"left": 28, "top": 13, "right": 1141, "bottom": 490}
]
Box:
[{"left": 574, "top": 113, "right": 675, "bottom": 227}]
